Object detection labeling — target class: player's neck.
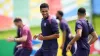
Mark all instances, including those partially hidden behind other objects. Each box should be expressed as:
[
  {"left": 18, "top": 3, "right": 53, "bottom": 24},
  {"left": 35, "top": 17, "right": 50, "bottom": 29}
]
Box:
[
  {"left": 43, "top": 16, "right": 49, "bottom": 20},
  {"left": 79, "top": 16, "right": 85, "bottom": 19},
  {"left": 59, "top": 17, "right": 62, "bottom": 22},
  {"left": 20, "top": 24, "right": 24, "bottom": 28}
]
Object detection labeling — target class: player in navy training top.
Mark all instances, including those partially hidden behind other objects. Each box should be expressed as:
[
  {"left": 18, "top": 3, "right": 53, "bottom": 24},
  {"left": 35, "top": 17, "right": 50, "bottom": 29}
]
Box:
[
  {"left": 56, "top": 11, "right": 75, "bottom": 56},
  {"left": 34, "top": 3, "right": 59, "bottom": 56},
  {"left": 66, "top": 8, "right": 98, "bottom": 56}
]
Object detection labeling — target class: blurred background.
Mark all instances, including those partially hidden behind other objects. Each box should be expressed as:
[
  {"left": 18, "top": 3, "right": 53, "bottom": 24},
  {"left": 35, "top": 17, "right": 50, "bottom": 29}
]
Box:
[{"left": 0, "top": 0, "right": 100, "bottom": 56}]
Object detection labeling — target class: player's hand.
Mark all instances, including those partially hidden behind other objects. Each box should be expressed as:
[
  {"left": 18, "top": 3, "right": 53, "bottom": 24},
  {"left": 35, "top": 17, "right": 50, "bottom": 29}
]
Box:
[
  {"left": 38, "top": 34, "right": 44, "bottom": 40},
  {"left": 60, "top": 44, "right": 64, "bottom": 49},
  {"left": 6, "top": 37, "right": 14, "bottom": 42},
  {"left": 33, "top": 33, "right": 42, "bottom": 40},
  {"left": 66, "top": 43, "right": 72, "bottom": 51},
  {"left": 16, "top": 44, "right": 22, "bottom": 48},
  {"left": 33, "top": 34, "right": 38, "bottom": 40}
]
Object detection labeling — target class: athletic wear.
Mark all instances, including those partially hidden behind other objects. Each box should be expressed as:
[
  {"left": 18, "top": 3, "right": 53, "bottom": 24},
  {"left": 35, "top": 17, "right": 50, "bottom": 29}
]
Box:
[
  {"left": 14, "top": 25, "right": 32, "bottom": 56},
  {"left": 20, "top": 25, "right": 32, "bottom": 50},
  {"left": 15, "top": 48, "right": 32, "bottom": 56},
  {"left": 60, "top": 19, "right": 75, "bottom": 56},
  {"left": 35, "top": 16, "right": 59, "bottom": 56},
  {"left": 75, "top": 18, "right": 94, "bottom": 56}
]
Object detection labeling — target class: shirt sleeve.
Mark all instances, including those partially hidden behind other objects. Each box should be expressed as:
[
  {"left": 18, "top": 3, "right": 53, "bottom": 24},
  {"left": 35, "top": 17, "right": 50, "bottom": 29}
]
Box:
[
  {"left": 51, "top": 19, "right": 59, "bottom": 34},
  {"left": 60, "top": 23, "right": 66, "bottom": 32},
  {"left": 89, "top": 23, "right": 94, "bottom": 34},
  {"left": 22, "top": 27, "right": 29, "bottom": 36},
  {"left": 76, "top": 21, "right": 82, "bottom": 30}
]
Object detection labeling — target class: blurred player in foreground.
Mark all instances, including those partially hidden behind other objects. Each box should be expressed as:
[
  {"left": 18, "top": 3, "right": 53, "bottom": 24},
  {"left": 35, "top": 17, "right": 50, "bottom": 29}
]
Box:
[
  {"left": 66, "top": 8, "right": 98, "bottom": 56},
  {"left": 56, "top": 11, "right": 75, "bottom": 56},
  {"left": 34, "top": 3, "right": 59, "bottom": 56},
  {"left": 7, "top": 18, "right": 32, "bottom": 56}
]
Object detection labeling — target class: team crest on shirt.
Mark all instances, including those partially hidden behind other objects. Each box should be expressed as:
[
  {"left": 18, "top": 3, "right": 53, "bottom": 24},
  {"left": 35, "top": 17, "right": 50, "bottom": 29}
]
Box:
[{"left": 44, "top": 23, "right": 46, "bottom": 27}]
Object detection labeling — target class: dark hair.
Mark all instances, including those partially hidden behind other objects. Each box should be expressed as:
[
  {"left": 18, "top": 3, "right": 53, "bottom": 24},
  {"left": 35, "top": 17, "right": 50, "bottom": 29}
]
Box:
[
  {"left": 40, "top": 3, "right": 49, "bottom": 10},
  {"left": 57, "top": 10, "right": 63, "bottom": 17},
  {"left": 78, "top": 7, "right": 86, "bottom": 14},
  {"left": 14, "top": 18, "right": 22, "bottom": 22}
]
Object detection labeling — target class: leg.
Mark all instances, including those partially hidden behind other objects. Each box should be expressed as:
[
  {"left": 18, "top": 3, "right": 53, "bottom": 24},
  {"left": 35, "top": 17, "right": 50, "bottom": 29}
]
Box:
[
  {"left": 19, "top": 48, "right": 32, "bottom": 56},
  {"left": 75, "top": 49, "right": 89, "bottom": 56},
  {"left": 35, "top": 48, "right": 43, "bottom": 56},
  {"left": 62, "top": 47, "right": 67, "bottom": 56},
  {"left": 14, "top": 48, "right": 22, "bottom": 56},
  {"left": 62, "top": 43, "right": 68, "bottom": 56},
  {"left": 14, "top": 46, "right": 18, "bottom": 54},
  {"left": 14, "top": 43, "right": 21, "bottom": 54}
]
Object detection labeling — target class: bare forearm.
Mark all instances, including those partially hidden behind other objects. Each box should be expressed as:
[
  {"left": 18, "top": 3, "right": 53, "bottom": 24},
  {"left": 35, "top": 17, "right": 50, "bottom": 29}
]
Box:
[
  {"left": 69, "top": 34, "right": 80, "bottom": 45},
  {"left": 43, "top": 34, "right": 59, "bottom": 40},
  {"left": 14, "top": 38, "right": 23, "bottom": 42},
  {"left": 62, "top": 31, "right": 66, "bottom": 44},
  {"left": 88, "top": 37, "right": 98, "bottom": 45},
  {"left": 62, "top": 36, "right": 65, "bottom": 43},
  {"left": 15, "top": 36, "right": 27, "bottom": 42},
  {"left": 88, "top": 31, "right": 98, "bottom": 45}
]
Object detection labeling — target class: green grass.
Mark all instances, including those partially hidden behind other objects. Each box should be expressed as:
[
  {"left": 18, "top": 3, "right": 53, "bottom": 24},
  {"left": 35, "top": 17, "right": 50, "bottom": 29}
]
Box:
[
  {"left": 0, "top": 40, "right": 15, "bottom": 56},
  {"left": 93, "top": 15, "right": 100, "bottom": 35},
  {"left": 0, "top": 16, "right": 100, "bottom": 56}
]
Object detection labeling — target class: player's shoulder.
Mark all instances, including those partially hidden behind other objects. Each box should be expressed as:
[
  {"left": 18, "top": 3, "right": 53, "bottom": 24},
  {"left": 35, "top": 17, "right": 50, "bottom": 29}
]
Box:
[
  {"left": 23, "top": 25, "right": 30, "bottom": 31},
  {"left": 76, "top": 19, "right": 82, "bottom": 24},
  {"left": 48, "top": 16, "right": 57, "bottom": 23}
]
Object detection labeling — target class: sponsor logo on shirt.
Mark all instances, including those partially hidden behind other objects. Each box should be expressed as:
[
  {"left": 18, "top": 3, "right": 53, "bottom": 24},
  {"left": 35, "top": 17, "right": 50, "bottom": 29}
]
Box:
[{"left": 44, "top": 23, "right": 46, "bottom": 27}]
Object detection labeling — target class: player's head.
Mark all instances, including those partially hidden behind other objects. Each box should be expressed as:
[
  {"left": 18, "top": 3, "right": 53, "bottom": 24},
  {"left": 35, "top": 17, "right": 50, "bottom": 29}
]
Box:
[
  {"left": 14, "top": 18, "right": 22, "bottom": 28},
  {"left": 56, "top": 10, "right": 63, "bottom": 20},
  {"left": 40, "top": 3, "right": 49, "bottom": 19},
  {"left": 78, "top": 7, "right": 86, "bottom": 19}
]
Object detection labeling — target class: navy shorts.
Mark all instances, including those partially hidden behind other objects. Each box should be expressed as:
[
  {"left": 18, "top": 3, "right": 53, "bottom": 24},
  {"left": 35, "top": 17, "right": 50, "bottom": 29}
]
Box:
[
  {"left": 14, "top": 48, "right": 32, "bottom": 56},
  {"left": 14, "top": 45, "right": 18, "bottom": 54},
  {"left": 73, "top": 48, "right": 90, "bottom": 56},
  {"left": 35, "top": 48, "right": 57, "bottom": 56},
  {"left": 14, "top": 43, "right": 21, "bottom": 54}
]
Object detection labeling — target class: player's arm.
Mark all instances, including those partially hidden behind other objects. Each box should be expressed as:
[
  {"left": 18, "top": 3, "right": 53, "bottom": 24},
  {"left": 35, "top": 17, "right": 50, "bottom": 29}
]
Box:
[
  {"left": 67, "top": 21, "right": 82, "bottom": 46},
  {"left": 7, "top": 28, "right": 28, "bottom": 42},
  {"left": 33, "top": 33, "right": 42, "bottom": 39},
  {"left": 62, "top": 31, "right": 66, "bottom": 45},
  {"left": 66, "top": 28, "right": 82, "bottom": 50},
  {"left": 88, "top": 24, "right": 98, "bottom": 45},
  {"left": 68, "top": 29, "right": 82, "bottom": 45},
  {"left": 38, "top": 19, "right": 59, "bottom": 40},
  {"left": 42, "top": 33, "right": 59, "bottom": 40},
  {"left": 60, "top": 23, "right": 66, "bottom": 48},
  {"left": 14, "top": 28, "right": 28, "bottom": 42},
  {"left": 14, "top": 35, "right": 27, "bottom": 42},
  {"left": 88, "top": 31, "right": 98, "bottom": 45},
  {"left": 7, "top": 35, "right": 27, "bottom": 42},
  {"left": 43, "top": 19, "right": 59, "bottom": 40},
  {"left": 60, "top": 30, "right": 66, "bottom": 49}
]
